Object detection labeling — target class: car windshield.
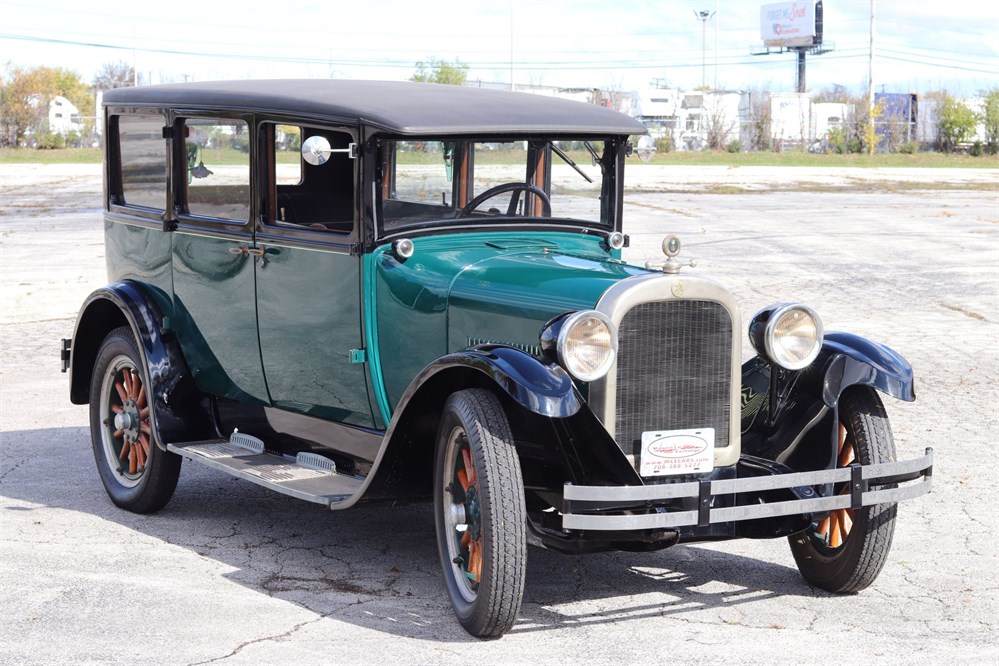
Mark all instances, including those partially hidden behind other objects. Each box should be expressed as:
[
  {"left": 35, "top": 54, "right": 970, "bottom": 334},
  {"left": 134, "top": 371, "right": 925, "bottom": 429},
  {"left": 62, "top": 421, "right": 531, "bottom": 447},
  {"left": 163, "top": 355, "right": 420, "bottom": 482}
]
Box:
[{"left": 378, "top": 137, "right": 614, "bottom": 234}]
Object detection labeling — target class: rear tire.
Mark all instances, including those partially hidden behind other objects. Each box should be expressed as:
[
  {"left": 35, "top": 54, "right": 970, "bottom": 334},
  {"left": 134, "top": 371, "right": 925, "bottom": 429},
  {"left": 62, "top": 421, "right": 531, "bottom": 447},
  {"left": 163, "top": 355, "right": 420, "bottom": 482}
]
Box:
[
  {"left": 788, "top": 387, "right": 897, "bottom": 593},
  {"left": 89, "top": 326, "right": 181, "bottom": 513},
  {"left": 433, "top": 389, "right": 526, "bottom": 638}
]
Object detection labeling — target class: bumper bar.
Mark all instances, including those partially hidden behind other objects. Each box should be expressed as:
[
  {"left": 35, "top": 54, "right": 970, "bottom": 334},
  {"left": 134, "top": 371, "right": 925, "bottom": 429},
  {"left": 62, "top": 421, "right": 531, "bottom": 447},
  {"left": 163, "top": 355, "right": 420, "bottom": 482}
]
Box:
[{"left": 561, "top": 448, "right": 933, "bottom": 531}]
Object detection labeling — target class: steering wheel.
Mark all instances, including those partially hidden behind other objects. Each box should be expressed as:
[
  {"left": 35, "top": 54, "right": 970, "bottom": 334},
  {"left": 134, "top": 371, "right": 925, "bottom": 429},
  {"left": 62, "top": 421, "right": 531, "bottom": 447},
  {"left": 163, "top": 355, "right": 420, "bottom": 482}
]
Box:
[{"left": 454, "top": 182, "right": 552, "bottom": 218}]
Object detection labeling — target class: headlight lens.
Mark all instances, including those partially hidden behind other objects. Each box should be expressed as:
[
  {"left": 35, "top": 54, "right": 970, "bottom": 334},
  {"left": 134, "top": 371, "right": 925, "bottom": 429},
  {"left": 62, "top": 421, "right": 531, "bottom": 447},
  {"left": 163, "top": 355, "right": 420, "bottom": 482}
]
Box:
[
  {"left": 751, "top": 303, "right": 823, "bottom": 370},
  {"left": 556, "top": 311, "right": 617, "bottom": 382}
]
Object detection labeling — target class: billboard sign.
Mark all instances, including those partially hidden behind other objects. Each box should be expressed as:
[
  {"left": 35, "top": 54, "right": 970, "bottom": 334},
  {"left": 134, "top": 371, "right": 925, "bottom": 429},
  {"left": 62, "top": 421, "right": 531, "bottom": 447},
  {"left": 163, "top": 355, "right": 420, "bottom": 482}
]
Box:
[{"left": 761, "top": 2, "right": 816, "bottom": 48}]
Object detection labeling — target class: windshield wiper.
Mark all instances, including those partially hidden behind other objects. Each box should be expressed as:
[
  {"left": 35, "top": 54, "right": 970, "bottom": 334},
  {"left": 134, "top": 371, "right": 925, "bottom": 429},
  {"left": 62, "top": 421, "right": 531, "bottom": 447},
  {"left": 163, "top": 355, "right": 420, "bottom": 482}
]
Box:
[{"left": 550, "top": 142, "right": 593, "bottom": 184}]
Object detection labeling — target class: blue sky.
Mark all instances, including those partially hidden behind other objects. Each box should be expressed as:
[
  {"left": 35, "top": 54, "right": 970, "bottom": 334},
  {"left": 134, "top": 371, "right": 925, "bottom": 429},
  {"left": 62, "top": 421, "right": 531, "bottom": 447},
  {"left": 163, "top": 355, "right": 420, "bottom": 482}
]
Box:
[{"left": 1, "top": 0, "right": 996, "bottom": 95}]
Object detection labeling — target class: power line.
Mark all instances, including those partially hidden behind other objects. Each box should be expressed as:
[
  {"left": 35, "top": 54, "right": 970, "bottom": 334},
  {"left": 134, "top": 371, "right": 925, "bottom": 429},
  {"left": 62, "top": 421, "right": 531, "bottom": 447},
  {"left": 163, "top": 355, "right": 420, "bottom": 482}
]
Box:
[{"left": 5, "top": 31, "right": 994, "bottom": 74}]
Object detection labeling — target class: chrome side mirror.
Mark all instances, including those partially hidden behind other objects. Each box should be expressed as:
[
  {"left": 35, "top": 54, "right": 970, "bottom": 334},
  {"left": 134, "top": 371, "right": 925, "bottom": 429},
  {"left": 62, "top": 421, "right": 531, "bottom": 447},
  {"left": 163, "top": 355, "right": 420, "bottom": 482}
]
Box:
[{"left": 301, "top": 136, "right": 358, "bottom": 165}]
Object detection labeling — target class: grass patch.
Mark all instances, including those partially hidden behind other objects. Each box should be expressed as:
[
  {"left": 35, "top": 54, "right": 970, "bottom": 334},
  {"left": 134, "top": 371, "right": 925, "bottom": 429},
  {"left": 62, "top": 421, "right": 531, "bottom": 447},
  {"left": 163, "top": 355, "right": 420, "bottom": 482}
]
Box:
[
  {"left": 0, "top": 147, "right": 103, "bottom": 164},
  {"left": 633, "top": 150, "right": 999, "bottom": 168},
  {"left": 4, "top": 146, "right": 998, "bottom": 170}
]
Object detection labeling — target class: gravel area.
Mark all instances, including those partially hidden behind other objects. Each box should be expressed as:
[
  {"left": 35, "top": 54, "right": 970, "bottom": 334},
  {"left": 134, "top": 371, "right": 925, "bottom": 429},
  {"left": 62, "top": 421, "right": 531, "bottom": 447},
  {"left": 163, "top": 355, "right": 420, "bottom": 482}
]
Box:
[{"left": 1, "top": 163, "right": 996, "bottom": 664}]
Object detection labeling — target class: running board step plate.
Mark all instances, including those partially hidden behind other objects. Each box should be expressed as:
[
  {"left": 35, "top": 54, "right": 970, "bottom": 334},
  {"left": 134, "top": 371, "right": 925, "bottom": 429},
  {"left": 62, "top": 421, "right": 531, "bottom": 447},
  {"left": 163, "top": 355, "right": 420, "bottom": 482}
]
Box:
[{"left": 167, "top": 439, "right": 362, "bottom": 507}]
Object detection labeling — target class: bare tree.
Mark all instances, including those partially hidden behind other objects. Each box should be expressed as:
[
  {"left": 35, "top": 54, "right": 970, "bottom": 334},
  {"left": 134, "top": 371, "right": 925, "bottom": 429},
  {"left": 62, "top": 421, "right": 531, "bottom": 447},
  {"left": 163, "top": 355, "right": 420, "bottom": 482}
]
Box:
[
  {"left": 93, "top": 61, "right": 140, "bottom": 90},
  {"left": 704, "top": 97, "right": 736, "bottom": 150},
  {"left": 746, "top": 90, "right": 772, "bottom": 151}
]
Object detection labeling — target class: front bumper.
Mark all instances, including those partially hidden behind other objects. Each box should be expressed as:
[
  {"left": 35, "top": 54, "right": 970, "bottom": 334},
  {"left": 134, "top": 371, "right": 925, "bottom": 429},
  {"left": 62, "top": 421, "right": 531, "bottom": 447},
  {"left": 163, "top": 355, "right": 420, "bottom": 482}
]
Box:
[{"left": 561, "top": 448, "right": 933, "bottom": 531}]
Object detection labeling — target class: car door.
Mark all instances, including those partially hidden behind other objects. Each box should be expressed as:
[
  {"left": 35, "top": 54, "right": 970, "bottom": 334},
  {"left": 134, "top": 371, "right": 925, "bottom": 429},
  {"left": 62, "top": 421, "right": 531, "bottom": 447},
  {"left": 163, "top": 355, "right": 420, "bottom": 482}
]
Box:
[
  {"left": 170, "top": 114, "right": 269, "bottom": 404},
  {"left": 254, "top": 122, "right": 375, "bottom": 429}
]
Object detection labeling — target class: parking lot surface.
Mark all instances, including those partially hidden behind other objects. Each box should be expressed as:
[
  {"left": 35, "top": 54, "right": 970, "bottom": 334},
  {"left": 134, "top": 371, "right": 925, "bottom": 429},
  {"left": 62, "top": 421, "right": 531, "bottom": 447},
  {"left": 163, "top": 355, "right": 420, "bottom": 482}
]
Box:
[{"left": 1, "top": 164, "right": 996, "bottom": 664}]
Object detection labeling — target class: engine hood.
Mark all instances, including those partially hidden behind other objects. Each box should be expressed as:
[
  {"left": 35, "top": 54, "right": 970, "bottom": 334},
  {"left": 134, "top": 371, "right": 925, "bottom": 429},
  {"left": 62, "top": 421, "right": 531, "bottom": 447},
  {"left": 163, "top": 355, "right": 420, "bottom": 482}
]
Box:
[
  {"left": 369, "top": 231, "right": 647, "bottom": 409},
  {"left": 446, "top": 238, "right": 646, "bottom": 352}
]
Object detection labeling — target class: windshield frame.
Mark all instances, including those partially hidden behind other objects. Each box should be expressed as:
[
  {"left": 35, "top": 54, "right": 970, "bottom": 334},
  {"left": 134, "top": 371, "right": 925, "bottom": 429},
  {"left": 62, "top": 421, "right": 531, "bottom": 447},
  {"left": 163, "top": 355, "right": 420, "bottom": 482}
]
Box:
[{"left": 372, "top": 134, "right": 627, "bottom": 242}]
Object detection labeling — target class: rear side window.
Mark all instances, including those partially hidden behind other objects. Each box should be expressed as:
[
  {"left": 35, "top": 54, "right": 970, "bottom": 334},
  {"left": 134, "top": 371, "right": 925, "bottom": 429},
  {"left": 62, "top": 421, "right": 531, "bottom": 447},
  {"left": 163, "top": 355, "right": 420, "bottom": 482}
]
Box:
[
  {"left": 117, "top": 115, "right": 167, "bottom": 211},
  {"left": 183, "top": 118, "right": 250, "bottom": 222},
  {"left": 275, "top": 125, "right": 302, "bottom": 185}
]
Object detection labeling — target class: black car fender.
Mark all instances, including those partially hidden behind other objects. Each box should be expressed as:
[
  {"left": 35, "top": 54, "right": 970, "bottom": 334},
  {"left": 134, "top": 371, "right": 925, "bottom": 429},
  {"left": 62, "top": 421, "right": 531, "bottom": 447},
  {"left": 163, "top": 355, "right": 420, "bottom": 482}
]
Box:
[
  {"left": 418, "top": 345, "right": 584, "bottom": 418},
  {"left": 357, "top": 345, "right": 590, "bottom": 502},
  {"left": 741, "top": 331, "right": 915, "bottom": 472},
  {"left": 819, "top": 331, "right": 915, "bottom": 404},
  {"left": 67, "top": 281, "right": 214, "bottom": 450}
]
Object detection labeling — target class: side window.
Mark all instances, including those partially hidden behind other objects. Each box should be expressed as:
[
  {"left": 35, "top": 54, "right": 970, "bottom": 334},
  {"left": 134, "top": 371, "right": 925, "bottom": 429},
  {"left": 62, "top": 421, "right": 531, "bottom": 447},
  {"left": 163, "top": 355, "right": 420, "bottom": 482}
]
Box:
[
  {"left": 183, "top": 118, "right": 250, "bottom": 222},
  {"left": 267, "top": 124, "right": 354, "bottom": 233},
  {"left": 117, "top": 114, "right": 167, "bottom": 211},
  {"left": 275, "top": 125, "right": 302, "bottom": 185},
  {"left": 388, "top": 141, "right": 456, "bottom": 206},
  {"left": 549, "top": 140, "right": 604, "bottom": 223}
]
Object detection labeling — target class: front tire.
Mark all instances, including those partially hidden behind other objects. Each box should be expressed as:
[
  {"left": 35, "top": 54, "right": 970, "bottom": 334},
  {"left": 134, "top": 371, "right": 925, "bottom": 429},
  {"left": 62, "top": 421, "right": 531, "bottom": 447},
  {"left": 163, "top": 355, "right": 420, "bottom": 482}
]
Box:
[
  {"left": 433, "top": 389, "right": 526, "bottom": 638},
  {"left": 89, "top": 326, "right": 181, "bottom": 513},
  {"left": 789, "top": 387, "right": 897, "bottom": 593}
]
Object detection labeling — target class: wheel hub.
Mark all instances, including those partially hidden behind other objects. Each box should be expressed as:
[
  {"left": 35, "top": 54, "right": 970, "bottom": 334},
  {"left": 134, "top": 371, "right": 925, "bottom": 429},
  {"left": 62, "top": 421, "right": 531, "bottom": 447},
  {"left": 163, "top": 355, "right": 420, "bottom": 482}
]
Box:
[{"left": 116, "top": 398, "right": 142, "bottom": 443}]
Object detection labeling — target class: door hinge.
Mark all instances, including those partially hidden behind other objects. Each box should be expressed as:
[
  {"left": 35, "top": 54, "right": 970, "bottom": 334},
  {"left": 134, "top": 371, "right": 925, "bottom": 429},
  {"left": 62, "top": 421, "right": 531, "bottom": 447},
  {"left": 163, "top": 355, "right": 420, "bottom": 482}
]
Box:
[{"left": 349, "top": 349, "right": 367, "bottom": 364}]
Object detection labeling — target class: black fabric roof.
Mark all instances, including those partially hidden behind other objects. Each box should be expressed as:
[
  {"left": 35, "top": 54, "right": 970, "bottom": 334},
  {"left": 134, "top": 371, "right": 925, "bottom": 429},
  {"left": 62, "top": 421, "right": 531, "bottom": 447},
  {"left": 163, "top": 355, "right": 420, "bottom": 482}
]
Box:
[{"left": 102, "top": 79, "right": 646, "bottom": 136}]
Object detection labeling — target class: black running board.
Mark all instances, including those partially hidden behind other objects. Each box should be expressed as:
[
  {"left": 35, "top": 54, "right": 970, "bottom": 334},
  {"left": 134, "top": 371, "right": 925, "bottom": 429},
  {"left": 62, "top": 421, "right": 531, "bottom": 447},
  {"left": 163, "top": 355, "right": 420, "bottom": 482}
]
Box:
[{"left": 167, "top": 438, "right": 362, "bottom": 508}]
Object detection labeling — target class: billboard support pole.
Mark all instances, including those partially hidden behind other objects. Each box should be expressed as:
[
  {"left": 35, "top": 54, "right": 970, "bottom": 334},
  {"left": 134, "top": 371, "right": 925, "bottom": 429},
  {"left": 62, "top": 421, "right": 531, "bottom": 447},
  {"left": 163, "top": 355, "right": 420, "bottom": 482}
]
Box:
[{"left": 797, "top": 50, "right": 806, "bottom": 93}]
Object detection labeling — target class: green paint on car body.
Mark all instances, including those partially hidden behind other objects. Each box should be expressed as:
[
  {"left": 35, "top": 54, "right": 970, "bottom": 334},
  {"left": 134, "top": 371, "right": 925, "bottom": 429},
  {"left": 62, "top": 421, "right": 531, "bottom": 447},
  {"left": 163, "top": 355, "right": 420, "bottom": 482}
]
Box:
[{"left": 365, "top": 230, "right": 648, "bottom": 415}]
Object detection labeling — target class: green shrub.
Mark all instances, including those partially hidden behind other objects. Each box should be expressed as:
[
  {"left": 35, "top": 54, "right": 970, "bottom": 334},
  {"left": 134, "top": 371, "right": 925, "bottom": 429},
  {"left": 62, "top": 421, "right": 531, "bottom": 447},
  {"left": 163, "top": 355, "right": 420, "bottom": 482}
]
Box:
[
  {"left": 899, "top": 140, "right": 920, "bottom": 155},
  {"left": 726, "top": 139, "right": 742, "bottom": 153},
  {"left": 654, "top": 135, "right": 674, "bottom": 153},
  {"left": 35, "top": 132, "right": 65, "bottom": 150},
  {"left": 970, "top": 140, "right": 984, "bottom": 157},
  {"left": 826, "top": 127, "right": 847, "bottom": 154},
  {"left": 984, "top": 88, "right": 999, "bottom": 155},
  {"left": 935, "top": 92, "right": 977, "bottom": 152}
]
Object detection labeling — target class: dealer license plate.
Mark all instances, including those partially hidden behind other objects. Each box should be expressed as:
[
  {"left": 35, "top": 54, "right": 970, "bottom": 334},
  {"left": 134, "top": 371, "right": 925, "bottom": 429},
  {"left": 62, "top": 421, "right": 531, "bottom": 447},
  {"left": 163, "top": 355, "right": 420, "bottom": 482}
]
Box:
[{"left": 639, "top": 428, "right": 715, "bottom": 476}]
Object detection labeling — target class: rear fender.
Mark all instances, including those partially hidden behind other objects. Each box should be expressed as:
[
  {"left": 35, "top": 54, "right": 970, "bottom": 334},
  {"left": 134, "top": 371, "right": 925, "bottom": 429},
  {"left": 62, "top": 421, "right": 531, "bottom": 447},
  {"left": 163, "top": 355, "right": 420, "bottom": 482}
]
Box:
[{"left": 67, "top": 281, "right": 214, "bottom": 449}]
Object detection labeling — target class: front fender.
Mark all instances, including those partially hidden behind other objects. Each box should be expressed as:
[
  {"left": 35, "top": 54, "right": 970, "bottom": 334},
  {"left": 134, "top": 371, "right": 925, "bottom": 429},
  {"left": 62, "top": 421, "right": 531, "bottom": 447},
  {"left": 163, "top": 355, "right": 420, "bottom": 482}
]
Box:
[
  {"left": 406, "top": 345, "right": 584, "bottom": 419},
  {"left": 68, "top": 281, "right": 214, "bottom": 449},
  {"left": 353, "top": 345, "right": 584, "bottom": 504},
  {"left": 741, "top": 332, "right": 915, "bottom": 470},
  {"left": 819, "top": 332, "right": 915, "bottom": 405}
]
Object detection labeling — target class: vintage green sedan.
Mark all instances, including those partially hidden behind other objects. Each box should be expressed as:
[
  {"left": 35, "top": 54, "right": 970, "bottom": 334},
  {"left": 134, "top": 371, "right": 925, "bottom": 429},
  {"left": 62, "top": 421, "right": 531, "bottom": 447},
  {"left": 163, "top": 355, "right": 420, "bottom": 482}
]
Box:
[{"left": 63, "top": 80, "right": 932, "bottom": 638}]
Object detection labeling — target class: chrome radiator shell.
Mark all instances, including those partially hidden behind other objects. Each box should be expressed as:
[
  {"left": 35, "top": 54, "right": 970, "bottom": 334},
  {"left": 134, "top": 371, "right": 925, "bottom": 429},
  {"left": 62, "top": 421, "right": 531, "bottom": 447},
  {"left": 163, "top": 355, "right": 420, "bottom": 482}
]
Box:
[{"left": 590, "top": 273, "right": 743, "bottom": 468}]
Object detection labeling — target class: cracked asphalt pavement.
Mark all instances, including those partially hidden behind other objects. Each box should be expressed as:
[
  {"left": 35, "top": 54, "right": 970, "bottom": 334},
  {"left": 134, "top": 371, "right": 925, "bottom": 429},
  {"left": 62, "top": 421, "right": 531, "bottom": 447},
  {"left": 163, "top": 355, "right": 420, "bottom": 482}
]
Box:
[{"left": 1, "top": 164, "right": 996, "bottom": 664}]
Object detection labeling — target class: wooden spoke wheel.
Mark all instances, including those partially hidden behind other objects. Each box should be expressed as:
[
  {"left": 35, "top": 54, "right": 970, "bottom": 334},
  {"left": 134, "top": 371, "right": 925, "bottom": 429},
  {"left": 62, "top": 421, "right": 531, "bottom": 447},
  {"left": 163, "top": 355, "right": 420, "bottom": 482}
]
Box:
[
  {"left": 812, "top": 423, "right": 857, "bottom": 551},
  {"left": 434, "top": 389, "right": 526, "bottom": 638},
  {"left": 89, "top": 326, "right": 180, "bottom": 513},
  {"left": 789, "top": 387, "right": 898, "bottom": 593},
  {"left": 99, "top": 355, "right": 151, "bottom": 487}
]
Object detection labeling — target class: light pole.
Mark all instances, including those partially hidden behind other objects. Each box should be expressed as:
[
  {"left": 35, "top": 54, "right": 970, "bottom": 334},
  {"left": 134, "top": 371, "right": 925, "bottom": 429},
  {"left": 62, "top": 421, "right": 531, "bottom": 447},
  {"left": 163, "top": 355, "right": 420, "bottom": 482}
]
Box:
[{"left": 694, "top": 10, "right": 716, "bottom": 89}]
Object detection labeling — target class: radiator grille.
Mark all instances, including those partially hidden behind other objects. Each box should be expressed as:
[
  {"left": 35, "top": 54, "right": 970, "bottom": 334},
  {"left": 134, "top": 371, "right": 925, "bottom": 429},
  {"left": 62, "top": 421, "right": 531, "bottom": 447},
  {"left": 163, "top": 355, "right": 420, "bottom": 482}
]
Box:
[{"left": 614, "top": 300, "right": 733, "bottom": 457}]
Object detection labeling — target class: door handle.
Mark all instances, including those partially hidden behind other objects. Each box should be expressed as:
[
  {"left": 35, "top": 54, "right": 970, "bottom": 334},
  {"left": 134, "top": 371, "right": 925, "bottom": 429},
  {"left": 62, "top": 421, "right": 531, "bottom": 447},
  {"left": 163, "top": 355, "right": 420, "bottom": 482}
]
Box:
[{"left": 228, "top": 246, "right": 265, "bottom": 257}]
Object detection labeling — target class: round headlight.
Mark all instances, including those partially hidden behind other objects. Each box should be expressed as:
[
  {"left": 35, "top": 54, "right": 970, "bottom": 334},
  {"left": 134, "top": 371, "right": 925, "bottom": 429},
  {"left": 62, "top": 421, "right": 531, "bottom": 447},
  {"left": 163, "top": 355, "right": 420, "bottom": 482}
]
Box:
[
  {"left": 556, "top": 311, "right": 618, "bottom": 382},
  {"left": 751, "top": 303, "right": 823, "bottom": 370}
]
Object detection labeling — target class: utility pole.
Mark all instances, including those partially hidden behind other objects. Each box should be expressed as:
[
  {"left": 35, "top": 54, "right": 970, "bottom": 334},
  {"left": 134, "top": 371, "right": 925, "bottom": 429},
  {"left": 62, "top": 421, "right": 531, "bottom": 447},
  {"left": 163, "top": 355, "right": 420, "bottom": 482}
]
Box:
[
  {"left": 867, "top": 0, "right": 876, "bottom": 154},
  {"left": 509, "top": 0, "right": 515, "bottom": 91},
  {"left": 695, "top": 10, "right": 716, "bottom": 89},
  {"left": 714, "top": 0, "right": 719, "bottom": 89}
]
